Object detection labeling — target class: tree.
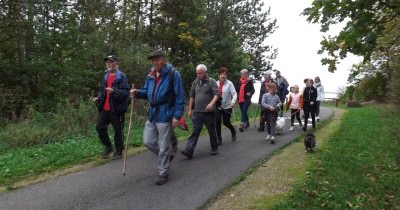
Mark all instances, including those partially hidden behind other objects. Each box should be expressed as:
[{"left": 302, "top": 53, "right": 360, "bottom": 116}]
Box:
[
  {"left": 303, "top": 0, "right": 400, "bottom": 72},
  {"left": 232, "top": 0, "right": 277, "bottom": 79}
]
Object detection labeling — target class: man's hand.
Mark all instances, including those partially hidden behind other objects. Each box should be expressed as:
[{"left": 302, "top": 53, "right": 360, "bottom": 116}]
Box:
[
  {"left": 91, "top": 97, "right": 98, "bottom": 103},
  {"left": 105, "top": 87, "right": 113, "bottom": 93},
  {"left": 270, "top": 107, "right": 275, "bottom": 111},
  {"left": 230, "top": 102, "right": 235, "bottom": 108},
  {"left": 130, "top": 89, "right": 137, "bottom": 97},
  {"left": 310, "top": 101, "right": 314, "bottom": 105},
  {"left": 172, "top": 118, "right": 180, "bottom": 128},
  {"left": 246, "top": 92, "right": 251, "bottom": 96},
  {"left": 206, "top": 103, "right": 213, "bottom": 112}
]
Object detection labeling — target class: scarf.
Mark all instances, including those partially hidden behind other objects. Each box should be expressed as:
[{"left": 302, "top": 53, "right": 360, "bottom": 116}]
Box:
[
  {"left": 239, "top": 77, "right": 248, "bottom": 103},
  {"left": 219, "top": 81, "right": 224, "bottom": 98},
  {"left": 314, "top": 82, "right": 321, "bottom": 88}
]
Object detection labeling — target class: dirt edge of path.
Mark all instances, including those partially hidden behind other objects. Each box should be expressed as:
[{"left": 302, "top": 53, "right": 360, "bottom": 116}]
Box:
[{"left": 203, "top": 108, "right": 346, "bottom": 210}]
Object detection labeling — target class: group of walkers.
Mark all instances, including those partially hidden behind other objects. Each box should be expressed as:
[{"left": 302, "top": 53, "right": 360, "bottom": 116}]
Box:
[{"left": 91, "top": 49, "right": 324, "bottom": 185}]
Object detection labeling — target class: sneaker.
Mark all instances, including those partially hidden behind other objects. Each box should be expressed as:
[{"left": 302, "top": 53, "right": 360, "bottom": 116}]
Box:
[
  {"left": 265, "top": 135, "right": 271, "bottom": 140},
  {"left": 101, "top": 147, "right": 113, "bottom": 159},
  {"left": 289, "top": 126, "right": 294, "bottom": 131},
  {"left": 181, "top": 150, "right": 193, "bottom": 160},
  {"left": 316, "top": 116, "right": 320, "bottom": 122},
  {"left": 155, "top": 175, "right": 169, "bottom": 185},
  {"left": 210, "top": 148, "right": 218, "bottom": 155},
  {"left": 112, "top": 151, "right": 123, "bottom": 160},
  {"left": 270, "top": 136, "right": 275, "bottom": 144}
]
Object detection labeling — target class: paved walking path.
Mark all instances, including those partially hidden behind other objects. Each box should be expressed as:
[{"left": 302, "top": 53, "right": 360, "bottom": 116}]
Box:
[{"left": 0, "top": 108, "right": 332, "bottom": 210}]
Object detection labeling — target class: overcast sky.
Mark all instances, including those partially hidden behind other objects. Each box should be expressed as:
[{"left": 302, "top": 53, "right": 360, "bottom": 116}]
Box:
[{"left": 257, "top": 0, "right": 362, "bottom": 99}]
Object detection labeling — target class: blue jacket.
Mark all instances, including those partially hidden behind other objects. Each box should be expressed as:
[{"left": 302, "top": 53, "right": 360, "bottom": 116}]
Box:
[
  {"left": 97, "top": 69, "right": 130, "bottom": 115},
  {"left": 136, "top": 64, "right": 185, "bottom": 123}
]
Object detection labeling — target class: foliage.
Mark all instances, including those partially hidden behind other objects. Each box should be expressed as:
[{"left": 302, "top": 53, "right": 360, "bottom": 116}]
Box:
[
  {"left": 0, "top": 101, "right": 98, "bottom": 152},
  {"left": 272, "top": 105, "right": 400, "bottom": 209},
  {"left": 302, "top": 0, "right": 400, "bottom": 72},
  {"left": 304, "top": 0, "right": 400, "bottom": 103},
  {"left": 0, "top": 0, "right": 277, "bottom": 122}
]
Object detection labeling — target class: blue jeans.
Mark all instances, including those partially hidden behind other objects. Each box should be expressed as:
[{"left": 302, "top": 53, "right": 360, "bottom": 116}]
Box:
[{"left": 239, "top": 101, "right": 251, "bottom": 123}]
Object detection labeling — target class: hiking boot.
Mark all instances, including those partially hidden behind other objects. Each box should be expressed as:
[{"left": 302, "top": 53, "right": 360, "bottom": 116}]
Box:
[
  {"left": 101, "top": 147, "right": 113, "bottom": 159},
  {"left": 181, "top": 150, "right": 193, "bottom": 160},
  {"left": 231, "top": 131, "right": 237, "bottom": 141},
  {"left": 112, "top": 151, "right": 123, "bottom": 160},
  {"left": 217, "top": 138, "right": 222, "bottom": 145},
  {"left": 155, "top": 175, "right": 169, "bottom": 185},
  {"left": 210, "top": 148, "right": 218, "bottom": 156}
]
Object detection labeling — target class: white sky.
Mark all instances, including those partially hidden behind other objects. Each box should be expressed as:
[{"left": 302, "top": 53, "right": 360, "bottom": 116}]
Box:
[{"left": 253, "top": 0, "right": 362, "bottom": 101}]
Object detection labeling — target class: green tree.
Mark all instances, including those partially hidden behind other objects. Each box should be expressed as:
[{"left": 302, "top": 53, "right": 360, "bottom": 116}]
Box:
[{"left": 303, "top": 0, "right": 400, "bottom": 72}]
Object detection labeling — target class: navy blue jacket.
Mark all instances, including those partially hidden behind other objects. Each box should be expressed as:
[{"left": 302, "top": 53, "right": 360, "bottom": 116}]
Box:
[{"left": 97, "top": 69, "right": 130, "bottom": 115}]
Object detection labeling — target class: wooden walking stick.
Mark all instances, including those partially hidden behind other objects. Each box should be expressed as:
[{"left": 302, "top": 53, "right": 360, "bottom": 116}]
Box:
[{"left": 123, "top": 84, "right": 134, "bottom": 176}]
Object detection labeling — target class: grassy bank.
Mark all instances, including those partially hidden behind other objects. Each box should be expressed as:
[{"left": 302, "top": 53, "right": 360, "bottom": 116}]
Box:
[
  {"left": 0, "top": 104, "right": 258, "bottom": 190},
  {"left": 270, "top": 105, "right": 400, "bottom": 209}
]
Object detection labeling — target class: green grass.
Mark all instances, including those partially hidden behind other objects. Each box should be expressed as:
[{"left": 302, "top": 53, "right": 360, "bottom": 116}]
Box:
[
  {"left": 270, "top": 105, "right": 400, "bottom": 209},
  {"left": 0, "top": 104, "right": 258, "bottom": 188}
]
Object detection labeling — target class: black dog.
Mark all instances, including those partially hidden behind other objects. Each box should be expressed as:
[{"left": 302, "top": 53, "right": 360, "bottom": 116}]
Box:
[{"left": 304, "top": 133, "right": 316, "bottom": 152}]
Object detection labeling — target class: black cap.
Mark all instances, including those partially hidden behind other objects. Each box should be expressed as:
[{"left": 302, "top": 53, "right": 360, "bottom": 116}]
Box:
[
  {"left": 104, "top": 55, "right": 119, "bottom": 62},
  {"left": 147, "top": 50, "right": 165, "bottom": 60}
]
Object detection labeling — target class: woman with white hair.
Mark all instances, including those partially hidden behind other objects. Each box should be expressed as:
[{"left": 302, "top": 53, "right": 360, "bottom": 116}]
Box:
[{"left": 235, "top": 69, "right": 255, "bottom": 132}]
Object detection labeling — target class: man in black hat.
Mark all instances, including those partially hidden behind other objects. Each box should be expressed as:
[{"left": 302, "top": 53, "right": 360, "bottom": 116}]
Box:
[
  {"left": 92, "top": 55, "right": 130, "bottom": 160},
  {"left": 131, "top": 49, "right": 185, "bottom": 185}
]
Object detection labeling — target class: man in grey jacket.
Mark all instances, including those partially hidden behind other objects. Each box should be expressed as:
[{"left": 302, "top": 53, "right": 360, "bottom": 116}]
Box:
[{"left": 181, "top": 64, "right": 221, "bottom": 159}]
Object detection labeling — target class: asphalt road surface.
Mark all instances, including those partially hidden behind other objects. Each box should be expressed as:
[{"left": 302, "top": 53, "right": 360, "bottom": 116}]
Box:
[{"left": 0, "top": 108, "right": 332, "bottom": 210}]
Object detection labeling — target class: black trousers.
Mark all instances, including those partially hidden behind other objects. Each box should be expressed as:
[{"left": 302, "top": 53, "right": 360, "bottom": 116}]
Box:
[
  {"left": 303, "top": 103, "right": 316, "bottom": 128},
  {"left": 186, "top": 112, "right": 218, "bottom": 153},
  {"left": 216, "top": 108, "right": 236, "bottom": 141},
  {"left": 290, "top": 108, "right": 302, "bottom": 126},
  {"left": 96, "top": 110, "right": 125, "bottom": 152}
]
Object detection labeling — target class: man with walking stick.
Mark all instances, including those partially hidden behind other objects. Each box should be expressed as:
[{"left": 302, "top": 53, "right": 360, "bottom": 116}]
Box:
[
  {"left": 131, "top": 50, "right": 185, "bottom": 185},
  {"left": 92, "top": 55, "right": 130, "bottom": 160}
]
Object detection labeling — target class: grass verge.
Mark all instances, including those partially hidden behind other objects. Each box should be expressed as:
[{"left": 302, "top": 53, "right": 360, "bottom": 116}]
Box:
[
  {"left": 203, "top": 107, "right": 339, "bottom": 210},
  {"left": 271, "top": 104, "right": 400, "bottom": 209},
  {"left": 205, "top": 104, "right": 400, "bottom": 209}
]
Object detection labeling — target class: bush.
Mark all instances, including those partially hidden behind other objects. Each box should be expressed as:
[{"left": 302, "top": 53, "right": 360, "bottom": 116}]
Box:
[{"left": 0, "top": 100, "right": 98, "bottom": 152}]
